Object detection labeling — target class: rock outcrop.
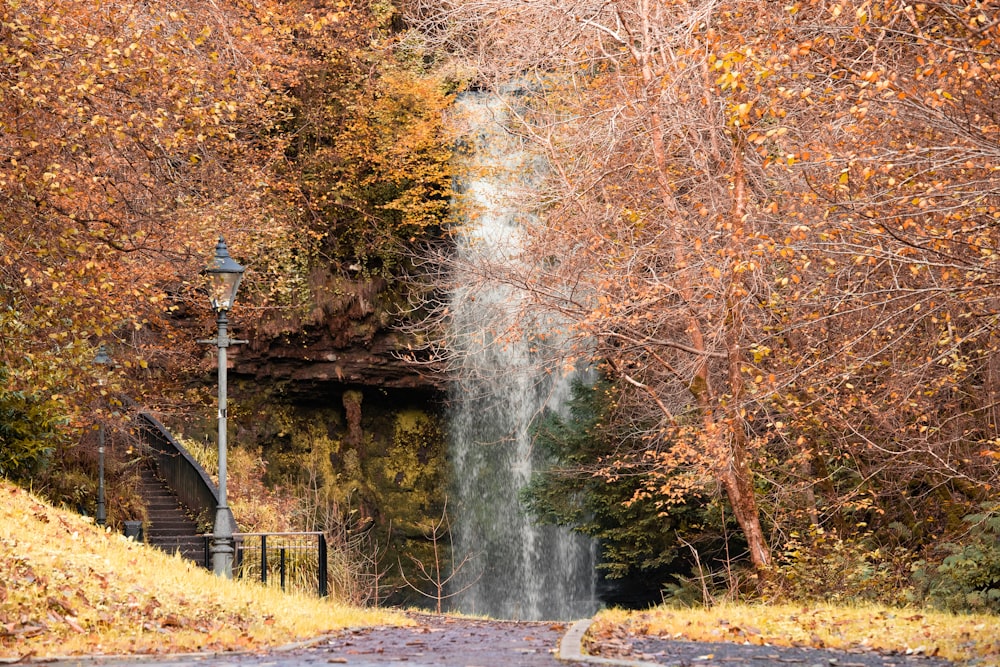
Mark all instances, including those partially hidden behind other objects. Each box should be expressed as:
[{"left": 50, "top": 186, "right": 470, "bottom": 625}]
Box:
[{"left": 231, "top": 269, "right": 444, "bottom": 394}]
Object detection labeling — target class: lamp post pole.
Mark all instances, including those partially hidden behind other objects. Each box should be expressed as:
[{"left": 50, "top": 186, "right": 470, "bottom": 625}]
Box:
[
  {"left": 93, "top": 344, "right": 111, "bottom": 528},
  {"left": 212, "top": 307, "right": 235, "bottom": 577},
  {"left": 202, "top": 236, "right": 246, "bottom": 579},
  {"left": 97, "top": 421, "right": 106, "bottom": 527}
]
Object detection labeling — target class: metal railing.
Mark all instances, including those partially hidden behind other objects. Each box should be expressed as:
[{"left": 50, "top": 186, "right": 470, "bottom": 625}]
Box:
[
  {"left": 131, "top": 408, "right": 327, "bottom": 598},
  {"left": 134, "top": 411, "right": 236, "bottom": 535},
  {"left": 202, "top": 532, "right": 329, "bottom": 597}
]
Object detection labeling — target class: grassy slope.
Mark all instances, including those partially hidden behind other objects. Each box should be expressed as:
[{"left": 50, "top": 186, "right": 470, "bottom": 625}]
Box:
[
  {"left": 593, "top": 604, "right": 1000, "bottom": 666},
  {"left": 0, "top": 481, "right": 408, "bottom": 659}
]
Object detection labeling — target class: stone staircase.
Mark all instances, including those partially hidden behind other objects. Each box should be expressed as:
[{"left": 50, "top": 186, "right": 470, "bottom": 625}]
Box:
[{"left": 139, "top": 465, "right": 206, "bottom": 564}]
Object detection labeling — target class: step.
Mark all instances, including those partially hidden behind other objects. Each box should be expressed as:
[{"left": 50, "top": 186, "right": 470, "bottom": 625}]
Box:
[
  {"left": 142, "top": 491, "right": 182, "bottom": 499},
  {"left": 146, "top": 508, "right": 191, "bottom": 517},
  {"left": 147, "top": 519, "right": 200, "bottom": 528},
  {"left": 146, "top": 510, "right": 197, "bottom": 519},
  {"left": 149, "top": 537, "right": 205, "bottom": 548},
  {"left": 147, "top": 512, "right": 195, "bottom": 520},
  {"left": 151, "top": 545, "right": 205, "bottom": 552},
  {"left": 145, "top": 500, "right": 189, "bottom": 508},
  {"left": 134, "top": 531, "right": 204, "bottom": 543},
  {"left": 145, "top": 505, "right": 186, "bottom": 513},
  {"left": 137, "top": 464, "right": 205, "bottom": 565},
  {"left": 143, "top": 498, "right": 183, "bottom": 507},
  {"left": 146, "top": 531, "right": 207, "bottom": 543},
  {"left": 146, "top": 515, "right": 197, "bottom": 525},
  {"left": 143, "top": 493, "right": 183, "bottom": 501},
  {"left": 149, "top": 539, "right": 206, "bottom": 550},
  {"left": 148, "top": 533, "right": 207, "bottom": 542},
  {"left": 146, "top": 516, "right": 195, "bottom": 526},
  {"left": 147, "top": 523, "right": 197, "bottom": 531}
]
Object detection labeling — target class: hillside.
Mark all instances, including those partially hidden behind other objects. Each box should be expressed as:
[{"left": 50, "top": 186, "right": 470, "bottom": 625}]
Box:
[{"left": 0, "top": 481, "right": 406, "bottom": 659}]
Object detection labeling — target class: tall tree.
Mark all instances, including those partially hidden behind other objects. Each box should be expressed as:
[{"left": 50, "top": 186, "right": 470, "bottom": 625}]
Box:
[
  {"left": 0, "top": 0, "right": 299, "bottom": 394},
  {"left": 0, "top": 0, "right": 316, "bottom": 501},
  {"left": 0, "top": 0, "right": 457, "bottom": 516},
  {"left": 765, "top": 0, "right": 1000, "bottom": 538}
]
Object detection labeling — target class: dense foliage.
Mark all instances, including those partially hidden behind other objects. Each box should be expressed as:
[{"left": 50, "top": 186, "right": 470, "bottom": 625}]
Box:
[
  {"left": 523, "top": 379, "right": 744, "bottom": 604},
  {"left": 0, "top": 0, "right": 452, "bottom": 509},
  {"left": 0, "top": 368, "right": 65, "bottom": 479}
]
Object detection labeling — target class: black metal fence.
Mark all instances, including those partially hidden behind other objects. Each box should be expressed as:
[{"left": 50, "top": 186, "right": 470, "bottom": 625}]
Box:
[{"left": 203, "top": 532, "right": 329, "bottom": 597}]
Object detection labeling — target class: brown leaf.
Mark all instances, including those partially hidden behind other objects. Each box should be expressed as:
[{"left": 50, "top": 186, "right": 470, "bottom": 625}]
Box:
[
  {"left": 161, "top": 614, "right": 185, "bottom": 628},
  {"left": 47, "top": 595, "right": 73, "bottom": 616},
  {"left": 11, "top": 651, "right": 36, "bottom": 664}
]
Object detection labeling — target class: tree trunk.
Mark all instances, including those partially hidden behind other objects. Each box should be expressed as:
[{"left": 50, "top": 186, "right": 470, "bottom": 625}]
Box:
[{"left": 719, "top": 143, "right": 771, "bottom": 567}]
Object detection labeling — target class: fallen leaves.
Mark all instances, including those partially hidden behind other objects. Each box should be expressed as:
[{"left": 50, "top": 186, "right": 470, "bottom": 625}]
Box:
[{"left": 0, "top": 623, "right": 46, "bottom": 639}]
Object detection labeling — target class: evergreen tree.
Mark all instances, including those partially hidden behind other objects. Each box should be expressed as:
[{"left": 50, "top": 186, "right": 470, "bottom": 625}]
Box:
[{"left": 523, "top": 379, "right": 733, "bottom": 605}]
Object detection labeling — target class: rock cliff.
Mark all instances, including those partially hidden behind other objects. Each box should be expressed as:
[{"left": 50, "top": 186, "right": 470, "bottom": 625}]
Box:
[{"left": 231, "top": 269, "right": 444, "bottom": 395}]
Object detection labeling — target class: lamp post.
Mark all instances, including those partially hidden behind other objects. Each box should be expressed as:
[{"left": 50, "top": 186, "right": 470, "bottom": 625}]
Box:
[
  {"left": 202, "top": 236, "right": 246, "bottom": 578},
  {"left": 93, "top": 344, "right": 111, "bottom": 528}
]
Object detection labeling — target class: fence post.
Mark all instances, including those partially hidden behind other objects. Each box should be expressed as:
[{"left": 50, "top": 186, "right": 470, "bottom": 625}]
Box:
[
  {"left": 280, "top": 547, "right": 287, "bottom": 592},
  {"left": 260, "top": 534, "right": 268, "bottom": 585},
  {"left": 318, "top": 533, "right": 328, "bottom": 597},
  {"left": 234, "top": 535, "right": 243, "bottom": 578}
]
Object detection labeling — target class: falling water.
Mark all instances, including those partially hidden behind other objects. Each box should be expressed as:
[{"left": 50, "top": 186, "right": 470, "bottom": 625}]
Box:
[{"left": 446, "top": 92, "right": 598, "bottom": 621}]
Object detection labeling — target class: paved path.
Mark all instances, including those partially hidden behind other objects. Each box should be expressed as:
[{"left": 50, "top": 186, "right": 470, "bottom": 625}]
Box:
[
  {"left": 41, "top": 615, "right": 586, "bottom": 667},
  {"left": 37, "top": 613, "right": 953, "bottom": 667},
  {"left": 583, "top": 631, "right": 954, "bottom": 667}
]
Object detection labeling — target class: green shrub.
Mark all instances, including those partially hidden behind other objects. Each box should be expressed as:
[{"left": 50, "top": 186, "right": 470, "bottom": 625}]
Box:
[
  {"left": 911, "top": 503, "right": 1000, "bottom": 614},
  {"left": 522, "top": 379, "right": 717, "bottom": 596},
  {"left": 0, "top": 367, "right": 66, "bottom": 480},
  {"left": 764, "top": 527, "right": 912, "bottom": 605}
]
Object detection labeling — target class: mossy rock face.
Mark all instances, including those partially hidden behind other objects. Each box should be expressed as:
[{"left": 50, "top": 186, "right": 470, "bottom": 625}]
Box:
[
  {"left": 376, "top": 409, "right": 447, "bottom": 537},
  {"left": 229, "top": 381, "right": 449, "bottom": 607}
]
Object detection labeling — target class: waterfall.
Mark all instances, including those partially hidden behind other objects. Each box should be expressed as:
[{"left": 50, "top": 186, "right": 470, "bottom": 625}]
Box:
[{"left": 446, "top": 92, "right": 598, "bottom": 621}]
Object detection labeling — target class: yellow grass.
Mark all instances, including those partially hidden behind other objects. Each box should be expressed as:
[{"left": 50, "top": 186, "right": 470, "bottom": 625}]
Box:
[
  {"left": 593, "top": 603, "right": 1000, "bottom": 666},
  {"left": 0, "top": 481, "right": 409, "bottom": 659}
]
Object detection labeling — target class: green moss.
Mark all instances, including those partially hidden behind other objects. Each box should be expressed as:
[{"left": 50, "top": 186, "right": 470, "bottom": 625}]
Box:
[
  {"left": 375, "top": 410, "right": 447, "bottom": 536},
  {"left": 227, "top": 384, "right": 449, "bottom": 606}
]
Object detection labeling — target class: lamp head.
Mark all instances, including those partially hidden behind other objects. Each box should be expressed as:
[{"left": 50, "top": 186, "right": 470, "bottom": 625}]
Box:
[
  {"left": 204, "top": 236, "right": 245, "bottom": 313},
  {"left": 93, "top": 344, "right": 111, "bottom": 366}
]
